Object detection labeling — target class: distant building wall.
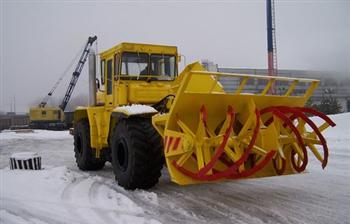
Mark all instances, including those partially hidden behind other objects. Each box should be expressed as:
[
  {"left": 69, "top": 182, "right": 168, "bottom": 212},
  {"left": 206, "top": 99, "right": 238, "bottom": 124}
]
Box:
[
  {"left": 202, "top": 60, "right": 218, "bottom": 72},
  {"left": 0, "top": 114, "right": 29, "bottom": 130}
]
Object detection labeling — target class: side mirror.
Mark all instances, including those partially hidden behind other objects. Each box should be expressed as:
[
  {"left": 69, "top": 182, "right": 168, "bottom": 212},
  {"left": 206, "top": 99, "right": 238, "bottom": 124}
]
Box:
[{"left": 179, "top": 54, "right": 186, "bottom": 66}]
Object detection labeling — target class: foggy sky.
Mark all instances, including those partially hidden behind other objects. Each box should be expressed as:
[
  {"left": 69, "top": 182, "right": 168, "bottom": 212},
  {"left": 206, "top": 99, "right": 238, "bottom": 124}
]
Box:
[{"left": 1, "top": 0, "right": 349, "bottom": 112}]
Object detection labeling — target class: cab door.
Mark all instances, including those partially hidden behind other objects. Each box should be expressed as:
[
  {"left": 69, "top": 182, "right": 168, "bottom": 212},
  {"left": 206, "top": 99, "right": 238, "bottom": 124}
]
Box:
[{"left": 105, "top": 58, "right": 114, "bottom": 107}]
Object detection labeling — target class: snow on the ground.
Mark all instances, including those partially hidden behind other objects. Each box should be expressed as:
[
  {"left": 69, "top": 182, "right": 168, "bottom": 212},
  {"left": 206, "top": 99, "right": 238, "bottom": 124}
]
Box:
[
  {"left": 0, "top": 113, "right": 349, "bottom": 224},
  {"left": 311, "top": 112, "right": 350, "bottom": 139},
  {"left": 10, "top": 152, "right": 39, "bottom": 160},
  {"left": 0, "top": 167, "right": 158, "bottom": 224},
  {"left": 0, "top": 130, "right": 70, "bottom": 141}
]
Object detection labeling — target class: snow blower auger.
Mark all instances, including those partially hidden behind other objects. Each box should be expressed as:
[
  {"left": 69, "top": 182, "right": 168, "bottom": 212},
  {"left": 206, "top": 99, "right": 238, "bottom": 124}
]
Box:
[{"left": 152, "top": 62, "right": 336, "bottom": 185}]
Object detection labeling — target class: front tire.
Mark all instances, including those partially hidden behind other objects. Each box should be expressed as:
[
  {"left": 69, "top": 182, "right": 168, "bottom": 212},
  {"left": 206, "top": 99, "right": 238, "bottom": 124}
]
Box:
[
  {"left": 74, "top": 119, "right": 105, "bottom": 170},
  {"left": 111, "top": 117, "right": 164, "bottom": 190}
]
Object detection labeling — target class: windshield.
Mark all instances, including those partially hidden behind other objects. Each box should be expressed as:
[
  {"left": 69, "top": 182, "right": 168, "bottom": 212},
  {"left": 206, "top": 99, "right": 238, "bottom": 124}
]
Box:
[
  {"left": 150, "top": 54, "right": 176, "bottom": 78},
  {"left": 120, "top": 52, "right": 177, "bottom": 80},
  {"left": 121, "top": 52, "right": 148, "bottom": 77}
]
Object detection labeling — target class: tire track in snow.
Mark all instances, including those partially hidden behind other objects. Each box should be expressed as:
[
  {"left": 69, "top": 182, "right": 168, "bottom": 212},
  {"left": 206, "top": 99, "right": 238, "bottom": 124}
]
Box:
[
  {"left": 0, "top": 208, "right": 36, "bottom": 224},
  {"left": 61, "top": 177, "right": 104, "bottom": 224},
  {"left": 88, "top": 182, "right": 116, "bottom": 224},
  {"left": 61, "top": 175, "right": 148, "bottom": 224},
  {"left": 89, "top": 179, "right": 164, "bottom": 224},
  {"left": 156, "top": 186, "right": 238, "bottom": 224},
  {"left": 88, "top": 181, "right": 135, "bottom": 224},
  {"left": 232, "top": 180, "right": 339, "bottom": 223},
  {"left": 0, "top": 198, "right": 71, "bottom": 224},
  {"left": 101, "top": 181, "right": 207, "bottom": 224}
]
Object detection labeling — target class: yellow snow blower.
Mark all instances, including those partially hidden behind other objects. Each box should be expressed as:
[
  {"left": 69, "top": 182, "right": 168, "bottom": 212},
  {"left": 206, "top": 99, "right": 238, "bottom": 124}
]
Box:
[
  {"left": 73, "top": 41, "right": 335, "bottom": 189},
  {"left": 152, "top": 62, "right": 335, "bottom": 185}
]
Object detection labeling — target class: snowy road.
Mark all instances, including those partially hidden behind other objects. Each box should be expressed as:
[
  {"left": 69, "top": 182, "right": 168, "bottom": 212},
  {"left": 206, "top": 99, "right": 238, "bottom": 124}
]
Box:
[{"left": 1, "top": 113, "right": 349, "bottom": 224}]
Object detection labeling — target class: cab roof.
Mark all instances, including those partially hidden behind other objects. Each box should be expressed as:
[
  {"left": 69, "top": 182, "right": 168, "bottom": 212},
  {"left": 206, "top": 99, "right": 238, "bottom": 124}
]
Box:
[{"left": 99, "top": 42, "right": 178, "bottom": 59}]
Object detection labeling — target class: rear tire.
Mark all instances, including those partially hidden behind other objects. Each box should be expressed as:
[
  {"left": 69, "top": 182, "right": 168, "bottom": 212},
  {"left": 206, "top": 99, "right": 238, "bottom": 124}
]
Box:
[
  {"left": 74, "top": 119, "right": 105, "bottom": 170},
  {"left": 111, "top": 117, "right": 164, "bottom": 190}
]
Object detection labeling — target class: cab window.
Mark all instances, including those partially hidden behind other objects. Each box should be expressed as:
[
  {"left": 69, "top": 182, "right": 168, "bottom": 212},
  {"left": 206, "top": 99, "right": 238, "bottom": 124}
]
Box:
[
  {"left": 114, "top": 54, "right": 120, "bottom": 79},
  {"left": 106, "top": 59, "right": 113, "bottom": 95},
  {"left": 121, "top": 52, "right": 148, "bottom": 76},
  {"left": 150, "top": 54, "right": 177, "bottom": 79},
  {"left": 100, "top": 59, "right": 105, "bottom": 84},
  {"left": 120, "top": 52, "right": 177, "bottom": 81}
]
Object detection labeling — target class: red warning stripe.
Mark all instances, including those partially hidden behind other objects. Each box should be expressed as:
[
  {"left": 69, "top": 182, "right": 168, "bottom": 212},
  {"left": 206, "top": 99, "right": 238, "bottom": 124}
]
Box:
[
  {"left": 172, "top": 137, "right": 181, "bottom": 151},
  {"left": 164, "top": 136, "right": 168, "bottom": 150},
  {"left": 166, "top": 137, "right": 174, "bottom": 153}
]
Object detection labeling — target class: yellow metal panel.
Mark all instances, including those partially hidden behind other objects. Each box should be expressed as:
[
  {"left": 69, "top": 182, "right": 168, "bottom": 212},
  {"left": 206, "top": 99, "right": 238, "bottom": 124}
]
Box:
[
  {"left": 100, "top": 42, "right": 178, "bottom": 60},
  {"left": 29, "top": 107, "right": 64, "bottom": 122},
  {"left": 127, "top": 82, "right": 172, "bottom": 104},
  {"left": 75, "top": 107, "right": 111, "bottom": 151}
]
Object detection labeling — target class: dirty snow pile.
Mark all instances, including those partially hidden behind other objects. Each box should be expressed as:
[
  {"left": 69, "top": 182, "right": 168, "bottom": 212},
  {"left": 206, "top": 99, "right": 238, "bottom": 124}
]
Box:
[{"left": 0, "top": 113, "right": 349, "bottom": 224}]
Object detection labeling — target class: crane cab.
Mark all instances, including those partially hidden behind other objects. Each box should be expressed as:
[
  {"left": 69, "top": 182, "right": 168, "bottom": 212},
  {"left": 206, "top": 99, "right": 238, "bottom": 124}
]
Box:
[{"left": 29, "top": 107, "right": 65, "bottom": 130}]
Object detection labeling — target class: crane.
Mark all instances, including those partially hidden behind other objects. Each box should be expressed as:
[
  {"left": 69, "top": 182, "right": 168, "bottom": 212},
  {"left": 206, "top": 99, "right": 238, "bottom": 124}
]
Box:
[{"left": 29, "top": 36, "right": 97, "bottom": 130}]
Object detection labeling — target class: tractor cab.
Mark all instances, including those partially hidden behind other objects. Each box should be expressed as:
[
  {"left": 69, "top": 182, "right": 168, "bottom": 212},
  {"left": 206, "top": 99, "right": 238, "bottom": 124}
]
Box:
[
  {"left": 98, "top": 43, "right": 179, "bottom": 107},
  {"left": 119, "top": 52, "right": 177, "bottom": 80}
]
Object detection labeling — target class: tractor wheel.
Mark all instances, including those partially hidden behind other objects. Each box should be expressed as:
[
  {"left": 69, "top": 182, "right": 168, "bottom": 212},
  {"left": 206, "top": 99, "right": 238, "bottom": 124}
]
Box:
[
  {"left": 74, "top": 119, "right": 105, "bottom": 170},
  {"left": 111, "top": 117, "right": 164, "bottom": 190}
]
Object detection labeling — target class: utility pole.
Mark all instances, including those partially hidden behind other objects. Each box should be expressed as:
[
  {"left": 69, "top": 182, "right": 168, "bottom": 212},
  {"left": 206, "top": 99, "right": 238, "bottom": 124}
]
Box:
[
  {"left": 13, "top": 96, "right": 16, "bottom": 114},
  {"left": 266, "top": 0, "right": 278, "bottom": 94}
]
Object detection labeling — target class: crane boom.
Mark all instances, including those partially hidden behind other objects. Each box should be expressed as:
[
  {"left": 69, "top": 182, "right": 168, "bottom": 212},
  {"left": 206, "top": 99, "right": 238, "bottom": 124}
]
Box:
[
  {"left": 59, "top": 36, "right": 97, "bottom": 111},
  {"left": 38, "top": 42, "right": 86, "bottom": 108}
]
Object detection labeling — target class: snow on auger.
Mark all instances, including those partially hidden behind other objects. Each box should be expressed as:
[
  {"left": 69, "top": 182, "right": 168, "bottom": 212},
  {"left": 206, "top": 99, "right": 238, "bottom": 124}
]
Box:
[{"left": 73, "top": 40, "right": 335, "bottom": 189}]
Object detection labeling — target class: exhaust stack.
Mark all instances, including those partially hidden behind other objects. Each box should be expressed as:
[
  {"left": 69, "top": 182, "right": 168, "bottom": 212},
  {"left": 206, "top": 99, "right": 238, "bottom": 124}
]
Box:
[{"left": 88, "top": 49, "right": 96, "bottom": 106}]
